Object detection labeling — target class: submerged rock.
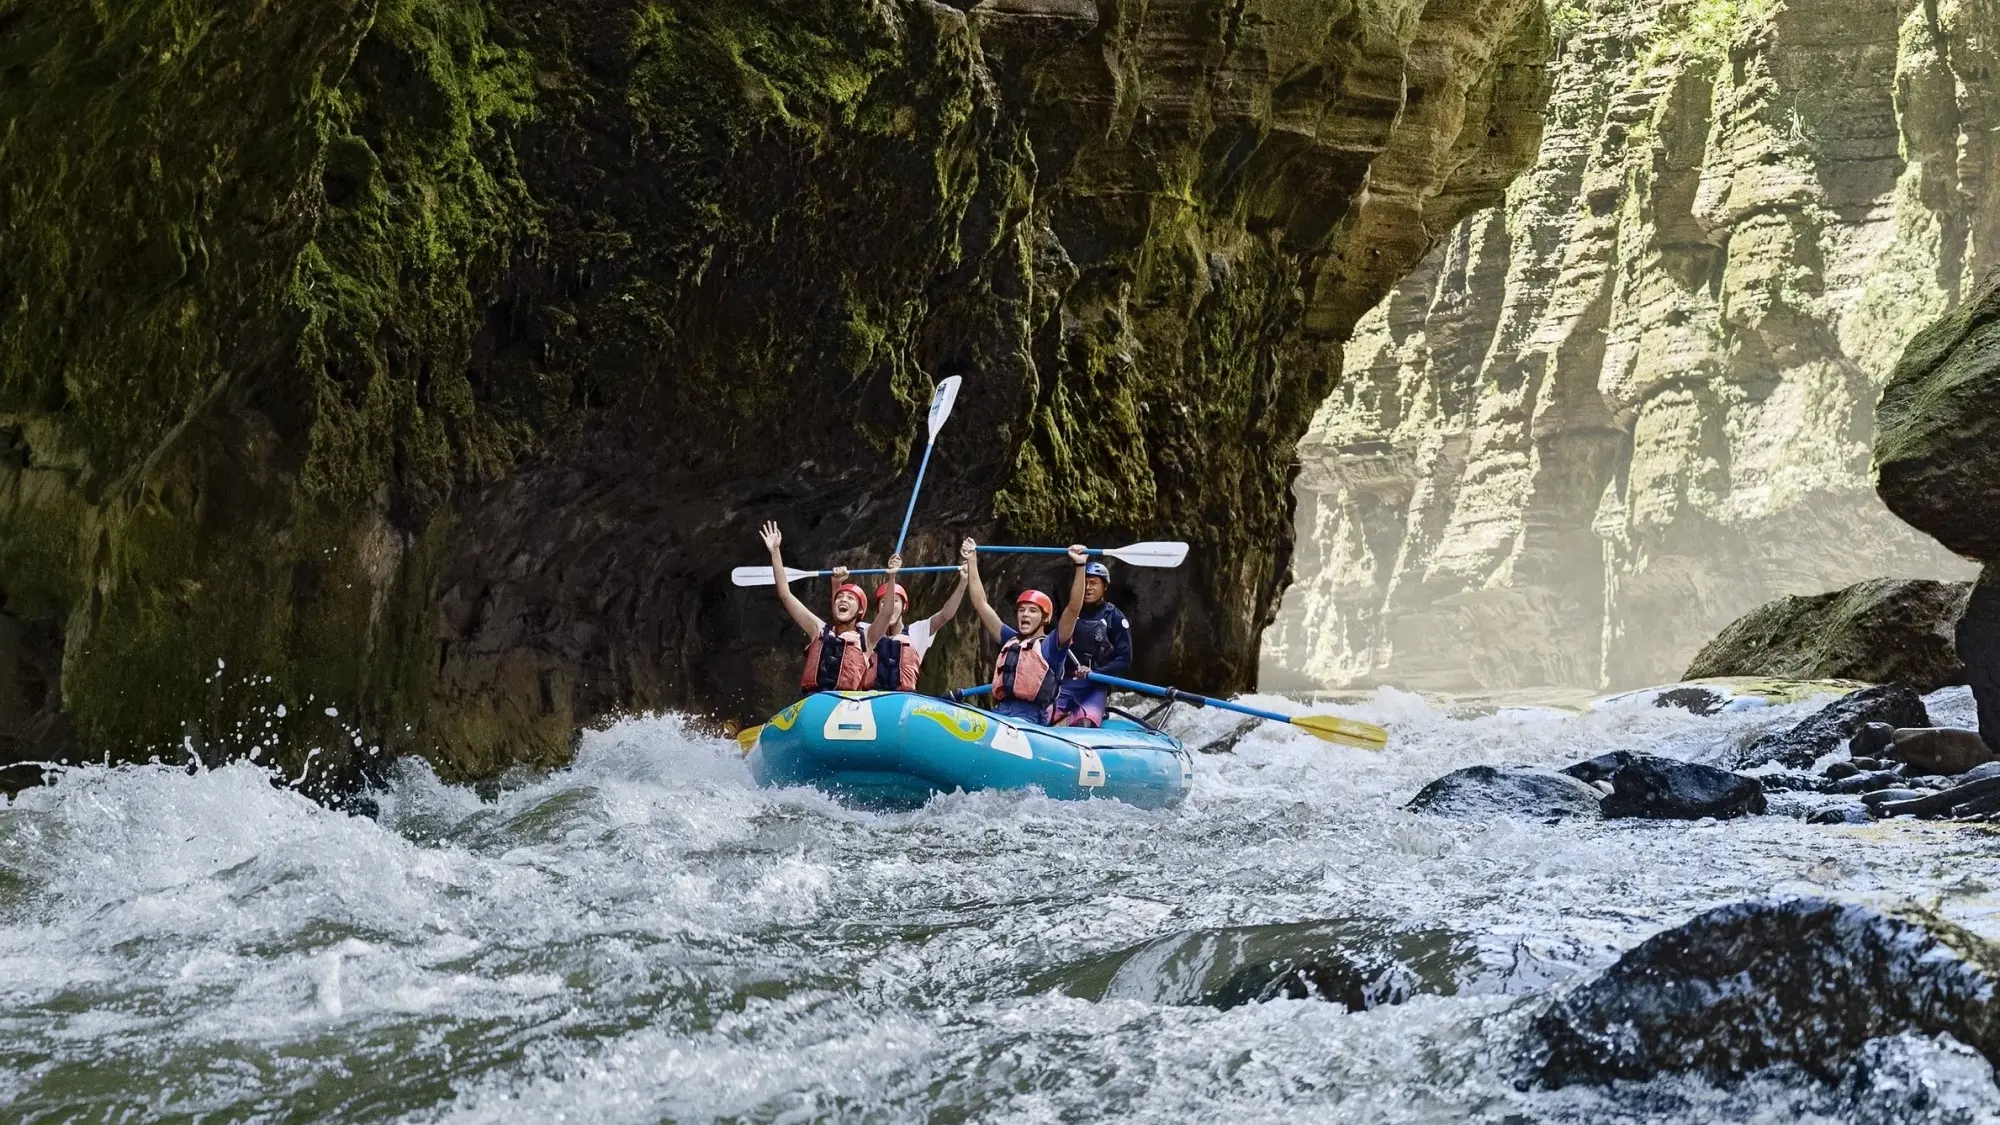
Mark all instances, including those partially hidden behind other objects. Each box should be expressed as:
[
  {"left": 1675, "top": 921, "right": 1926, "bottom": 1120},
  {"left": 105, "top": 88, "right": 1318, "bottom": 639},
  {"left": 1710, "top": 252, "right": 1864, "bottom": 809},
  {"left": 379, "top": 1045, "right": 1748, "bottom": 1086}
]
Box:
[
  {"left": 1884, "top": 727, "right": 1996, "bottom": 777},
  {"left": 1738, "top": 684, "right": 1930, "bottom": 770},
  {"left": 1404, "top": 766, "right": 1603, "bottom": 821},
  {"left": 1532, "top": 897, "right": 2000, "bottom": 1086},
  {"left": 1682, "top": 579, "right": 1970, "bottom": 694},
  {"left": 1206, "top": 953, "right": 1419, "bottom": 1012},
  {"left": 1599, "top": 757, "right": 1766, "bottom": 821}
]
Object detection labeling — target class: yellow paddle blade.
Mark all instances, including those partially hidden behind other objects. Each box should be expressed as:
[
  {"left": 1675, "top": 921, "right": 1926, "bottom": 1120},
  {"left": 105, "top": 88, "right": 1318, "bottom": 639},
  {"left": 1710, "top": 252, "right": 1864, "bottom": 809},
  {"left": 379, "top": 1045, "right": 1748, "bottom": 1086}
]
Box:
[
  {"left": 1289, "top": 714, "right": 1389, "bottom": 751},
  {"left": 735, "top": 724, "right": 764, "bottom": 754}
]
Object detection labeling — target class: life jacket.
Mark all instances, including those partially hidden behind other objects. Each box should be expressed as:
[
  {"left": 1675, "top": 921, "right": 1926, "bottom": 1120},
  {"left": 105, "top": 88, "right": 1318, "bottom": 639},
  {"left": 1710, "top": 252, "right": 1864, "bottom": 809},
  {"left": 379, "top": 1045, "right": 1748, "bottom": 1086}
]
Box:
[
  {"left": 992, "top": 633, "right": 1062, "bottom": 710},
  {"left": 801, "top": 625, "right": 872, "bottom": 692},
  {"left": 1070, "top": 602, "right": 1121, "bottom": 668},
  {"left": 872, "top": 632, "right": 924, "bottom": 692}
]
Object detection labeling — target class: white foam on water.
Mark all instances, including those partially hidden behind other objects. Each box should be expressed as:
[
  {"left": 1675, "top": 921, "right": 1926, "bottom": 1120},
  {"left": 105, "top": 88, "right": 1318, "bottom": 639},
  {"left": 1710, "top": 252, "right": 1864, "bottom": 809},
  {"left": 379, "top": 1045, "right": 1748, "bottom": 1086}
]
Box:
[{"left": 2, "top": 695, "right": 1997, "bottom": 1122}]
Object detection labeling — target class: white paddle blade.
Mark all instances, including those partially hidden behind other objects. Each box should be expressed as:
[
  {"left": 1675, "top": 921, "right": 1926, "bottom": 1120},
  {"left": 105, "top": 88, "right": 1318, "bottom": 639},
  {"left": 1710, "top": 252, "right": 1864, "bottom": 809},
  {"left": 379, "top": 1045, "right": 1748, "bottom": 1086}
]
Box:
[
  {"left": 926, "top": 375, "right": 963, "bottom": 440},
  {"left": 1103, "top": 541, "right": 1189, "bottom": 568},
  {"left": 730, "top": 565, "right": 816, "bottom": 587}
]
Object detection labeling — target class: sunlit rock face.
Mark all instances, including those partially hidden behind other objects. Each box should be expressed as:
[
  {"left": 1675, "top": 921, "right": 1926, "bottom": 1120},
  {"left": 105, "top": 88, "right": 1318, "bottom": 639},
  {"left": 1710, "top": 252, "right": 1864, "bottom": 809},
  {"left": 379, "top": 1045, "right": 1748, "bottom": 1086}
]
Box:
[{"left": 1264, "top": 0, "right": 1995, "bottom": 693}]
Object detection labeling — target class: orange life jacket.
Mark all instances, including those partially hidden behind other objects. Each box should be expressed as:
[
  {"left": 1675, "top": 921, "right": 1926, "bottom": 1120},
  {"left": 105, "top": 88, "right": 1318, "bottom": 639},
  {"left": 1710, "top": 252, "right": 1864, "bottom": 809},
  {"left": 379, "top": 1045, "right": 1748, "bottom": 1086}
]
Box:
[
  {"left": 801, "top": 626, "right": 872, "bottom": 692},
  {"left": 992, "top": 633, "right": 1062, "bottom": 710},
  {"left": 872, "top": 633, "right": 924, "bottom": 692}
]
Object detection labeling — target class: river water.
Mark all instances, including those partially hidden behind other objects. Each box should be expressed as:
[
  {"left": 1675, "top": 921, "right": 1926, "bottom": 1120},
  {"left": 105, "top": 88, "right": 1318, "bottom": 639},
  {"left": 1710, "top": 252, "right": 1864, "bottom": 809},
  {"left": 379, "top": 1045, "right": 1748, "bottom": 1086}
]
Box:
[{"left": 4, "top": 687, "right": 1999, "bottom": 1123}]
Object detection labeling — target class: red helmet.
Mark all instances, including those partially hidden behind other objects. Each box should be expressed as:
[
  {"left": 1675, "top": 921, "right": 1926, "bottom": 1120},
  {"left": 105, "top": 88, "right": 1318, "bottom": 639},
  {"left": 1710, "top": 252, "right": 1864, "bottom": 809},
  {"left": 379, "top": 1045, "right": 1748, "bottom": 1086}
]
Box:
[
  {"left": 874, "top": 582, "right": 910, "bottom": 607},
  {"left": 833, "top": 583, "right": 869, "bottom": 614},
  {"left": 1016, "top": 589, "right": 1054, "bottom": 618}
]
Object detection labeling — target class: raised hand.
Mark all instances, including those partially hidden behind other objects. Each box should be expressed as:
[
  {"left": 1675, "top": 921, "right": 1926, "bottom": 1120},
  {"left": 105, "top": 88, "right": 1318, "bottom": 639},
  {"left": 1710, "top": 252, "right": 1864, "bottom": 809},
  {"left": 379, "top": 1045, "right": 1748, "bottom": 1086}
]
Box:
[
  {"left": 886, "top": 553, "right": 902, "bottom": 575},
  {"left": 831, "top": 565, "right": 850, "bottom": 585},
  {"left": 1067, "top": 543, "right": 1089, "bottom": 565},
  {"left": 759, "top": 520, "right": 782, "bottom": 553}
]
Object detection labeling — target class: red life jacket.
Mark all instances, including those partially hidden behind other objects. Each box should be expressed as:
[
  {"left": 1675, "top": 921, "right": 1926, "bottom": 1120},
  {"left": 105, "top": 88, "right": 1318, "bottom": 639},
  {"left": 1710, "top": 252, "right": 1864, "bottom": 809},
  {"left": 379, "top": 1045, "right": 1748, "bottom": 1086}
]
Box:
[
  {"left": 872, "top": 633, "right": 924, "bottom": 692},
  {"left": 992, "top": 633, "right": 1062, "bottom": 709},
  {"left": 801, "top": 625, "right": 872, "bottom": 692}
]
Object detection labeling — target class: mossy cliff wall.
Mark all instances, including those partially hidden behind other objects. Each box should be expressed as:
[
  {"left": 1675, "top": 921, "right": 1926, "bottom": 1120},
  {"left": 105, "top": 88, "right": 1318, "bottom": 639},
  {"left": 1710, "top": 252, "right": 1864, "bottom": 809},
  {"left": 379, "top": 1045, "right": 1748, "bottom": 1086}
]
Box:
[
  {"left": 1, "top": 0, "right": 1548, "bottom": 783},
  {"left": 1266, "top": 0, "right": 1995, "bottom": 693}
]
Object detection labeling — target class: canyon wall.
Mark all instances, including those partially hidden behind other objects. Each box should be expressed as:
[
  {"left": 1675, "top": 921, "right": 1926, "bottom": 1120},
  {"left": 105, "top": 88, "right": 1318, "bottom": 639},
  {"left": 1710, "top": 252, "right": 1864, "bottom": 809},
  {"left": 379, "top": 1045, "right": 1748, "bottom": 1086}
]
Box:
[
  {"left": 0, "top": 0, "right": 1548, "bottom": 783},
  {"left": 1266, "top": 0, "right": 1996, "bottom": 693}
]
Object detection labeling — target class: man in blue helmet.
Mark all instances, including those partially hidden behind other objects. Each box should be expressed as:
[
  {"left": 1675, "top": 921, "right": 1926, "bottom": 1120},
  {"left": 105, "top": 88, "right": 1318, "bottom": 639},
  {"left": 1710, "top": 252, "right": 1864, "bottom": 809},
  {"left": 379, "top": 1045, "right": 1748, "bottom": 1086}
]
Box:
[{"left": 1052, "top": 561, "right": 1133, "bottom": 727}]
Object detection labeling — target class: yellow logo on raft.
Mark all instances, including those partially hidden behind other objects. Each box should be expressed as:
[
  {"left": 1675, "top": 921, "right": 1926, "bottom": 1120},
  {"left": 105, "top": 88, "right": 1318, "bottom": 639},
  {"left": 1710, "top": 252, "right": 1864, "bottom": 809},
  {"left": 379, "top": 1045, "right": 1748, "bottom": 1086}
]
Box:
[
  {"left": 768, "top": 700, "right": 807, "bottom": 733},
  {"left": 910, "top": 701, "right": 989, "bottom": 742}
]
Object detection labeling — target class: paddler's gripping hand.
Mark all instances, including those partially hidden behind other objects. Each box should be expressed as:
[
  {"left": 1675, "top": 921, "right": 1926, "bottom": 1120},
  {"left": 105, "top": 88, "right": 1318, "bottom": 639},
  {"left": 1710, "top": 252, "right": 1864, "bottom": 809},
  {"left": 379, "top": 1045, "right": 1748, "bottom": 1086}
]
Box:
[
  {"left": 759, "top": 520, "right": 783, "bottom": 555},
  {"left": 961, "top": 537, "right": 979, "bottom": 572},
  {"left": 830, "top": 565, "right": 850, "bottom": 584},
  {"left": 1067, "top": 544, "right": 1089, "bottom": 566}
]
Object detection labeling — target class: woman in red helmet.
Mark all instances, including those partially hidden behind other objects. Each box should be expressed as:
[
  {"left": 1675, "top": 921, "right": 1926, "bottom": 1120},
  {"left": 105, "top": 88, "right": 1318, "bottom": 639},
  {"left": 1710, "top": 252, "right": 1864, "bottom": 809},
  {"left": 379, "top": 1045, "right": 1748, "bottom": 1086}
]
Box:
[
  {"left": 964, "top": 536, "right": 1090, "bottom": 724},
  {"left": 866, "top": 552, "right": 969, "bottom": 691},
  {"left": 758, "top": 520, "right": 873, "bottom": 693}
]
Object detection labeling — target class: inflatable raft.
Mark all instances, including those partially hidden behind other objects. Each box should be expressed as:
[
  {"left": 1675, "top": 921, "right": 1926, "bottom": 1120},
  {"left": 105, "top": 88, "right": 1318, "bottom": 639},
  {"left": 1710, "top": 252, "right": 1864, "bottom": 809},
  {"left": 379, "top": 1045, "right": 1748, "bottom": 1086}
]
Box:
[{"left": 746, "top": 691, "right": 1194, "bottom": 810}]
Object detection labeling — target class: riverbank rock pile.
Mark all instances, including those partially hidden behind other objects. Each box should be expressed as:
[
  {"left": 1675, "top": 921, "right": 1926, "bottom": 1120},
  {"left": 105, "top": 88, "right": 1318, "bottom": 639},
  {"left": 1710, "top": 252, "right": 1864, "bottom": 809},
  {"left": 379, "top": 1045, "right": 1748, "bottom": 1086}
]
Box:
[
  {"left": 1736, "top": 683, "right": 1930, "bottom": 769},
  {"left": 1683, "top": 580, "right": 1971, "bottom": 693},
  {"left": 1729, "top": 684, "right": 2000, "bottom": 821},
  {"left": 1530, "top": 896, "right": 2000, "bottom": 1087}
]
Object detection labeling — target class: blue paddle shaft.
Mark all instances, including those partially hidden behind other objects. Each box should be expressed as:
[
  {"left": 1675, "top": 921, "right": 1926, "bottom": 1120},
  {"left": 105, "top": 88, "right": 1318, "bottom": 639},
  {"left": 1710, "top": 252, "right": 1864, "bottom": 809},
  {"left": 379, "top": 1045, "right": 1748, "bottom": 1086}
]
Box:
[
  {"left": 812, "top": 565, "right": 959, "bottom": 579},
  {"left": 1084, "top": 672, "right": 1290, "bottom": 723},
  {"left": 977, "top": 546, "right": 1104, "bottom": 557},
  {"left": 893, "top": 441, "right": 937, "bottom": 558},
  {"left": 951, "top": 673, "right": 1287, "bottom": 726}
]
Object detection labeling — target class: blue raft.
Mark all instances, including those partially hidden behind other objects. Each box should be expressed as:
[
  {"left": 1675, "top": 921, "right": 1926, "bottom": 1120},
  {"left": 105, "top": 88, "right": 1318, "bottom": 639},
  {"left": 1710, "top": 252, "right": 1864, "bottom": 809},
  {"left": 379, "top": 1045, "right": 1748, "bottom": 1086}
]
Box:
[{"left": 746, "top": 691, "right": 1193, "bottom": 810}]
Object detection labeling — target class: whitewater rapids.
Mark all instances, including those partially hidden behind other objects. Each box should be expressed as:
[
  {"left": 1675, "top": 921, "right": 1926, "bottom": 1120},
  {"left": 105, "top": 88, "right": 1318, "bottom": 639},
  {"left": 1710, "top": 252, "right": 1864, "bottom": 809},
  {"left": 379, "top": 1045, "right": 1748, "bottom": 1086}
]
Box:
[{"left": 4, "top": 688, "right": 1999, "bottom": 1123}]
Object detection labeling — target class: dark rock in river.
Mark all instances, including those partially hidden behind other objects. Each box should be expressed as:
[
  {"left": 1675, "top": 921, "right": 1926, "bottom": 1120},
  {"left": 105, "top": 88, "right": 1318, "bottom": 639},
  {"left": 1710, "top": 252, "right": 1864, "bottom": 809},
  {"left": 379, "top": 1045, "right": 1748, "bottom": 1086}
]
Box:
[
  {"left": 1884, "top": 726, "right": 1996, "bottom": 777},
  {"left": 1405, "top": 766, "right": 1604, "bottom": 821},
  {"left": 1532, "top": 896, "right": 2000, "bottom": 1086},
  {"left": 1807, "top": 804, "right": 1871, "bottom": 825},
  {"left": 1683, "top": 579, "right": 1971, "bottom": 693},
  {"left": 1874, "top": 776, "right": 2000, "bottom": 820},
  {"left": 1738, "top": 684, "right": 1930, "bottom": 770},
  {"left": 1824, "top": 769, "right": 1908, "bottom": 795},
  {"left": 1559, "top": 751, "right": 1634, "bottom": 785},
  {"left": 1599, "top": 756, "right": 1766, "bottom": 820}
]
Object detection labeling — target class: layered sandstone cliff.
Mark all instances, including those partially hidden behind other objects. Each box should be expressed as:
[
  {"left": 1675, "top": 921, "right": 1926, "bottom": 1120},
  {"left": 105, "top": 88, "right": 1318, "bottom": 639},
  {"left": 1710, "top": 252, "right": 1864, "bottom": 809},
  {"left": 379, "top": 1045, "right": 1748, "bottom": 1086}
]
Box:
[
  {"left": 0, "top": 0, "right": 1547, "bottom": 783},
  {"left": 1266, "top": 0, "right": 1996, "bottom": 692}
]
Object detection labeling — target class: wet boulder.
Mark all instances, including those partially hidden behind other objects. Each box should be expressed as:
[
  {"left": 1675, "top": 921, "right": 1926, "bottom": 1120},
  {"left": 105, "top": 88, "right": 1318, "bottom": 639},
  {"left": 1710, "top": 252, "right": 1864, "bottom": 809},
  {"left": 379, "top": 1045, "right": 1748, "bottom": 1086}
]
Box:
[
  {"left": 1404, "top": 766, "right": 1603, "bottom": 821},
  {"left": 1737, "top": 684, "right": 1930, "bottom": 770},
  {"left": 1682, "top": 579, "right": 1970, "bottom": 694},
  {"left": 1532, "top": 896, "right": 2000, "bottom": 1086},
  {"left": 1559, "top": 751, "right": 1633, "bottom": 785},
  {"left": 1599, "top": 756, "right": 1766, "bottom": 820},
  {"left": 1884, "top": 727, "right": 1996, "bottom": 777}
]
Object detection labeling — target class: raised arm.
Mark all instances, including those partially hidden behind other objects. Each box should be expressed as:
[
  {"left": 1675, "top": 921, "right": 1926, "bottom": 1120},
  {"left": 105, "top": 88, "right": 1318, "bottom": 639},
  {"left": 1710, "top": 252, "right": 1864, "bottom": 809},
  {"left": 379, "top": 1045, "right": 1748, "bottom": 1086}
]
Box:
[
  {"left": 926, "top": 562, "right": 970, "bottom": 633},
  {"left": 871, "top": 554, "right": 902, "bottom": 637},
  {"left": 963, "top": 537, "right": 1004, "bottom": 641},
  {"left": 1055, "top": 544, "right": 1088, "bottom": 646},
  {"left": 760, "top": 520, "right": 824, "bottom": 637}
]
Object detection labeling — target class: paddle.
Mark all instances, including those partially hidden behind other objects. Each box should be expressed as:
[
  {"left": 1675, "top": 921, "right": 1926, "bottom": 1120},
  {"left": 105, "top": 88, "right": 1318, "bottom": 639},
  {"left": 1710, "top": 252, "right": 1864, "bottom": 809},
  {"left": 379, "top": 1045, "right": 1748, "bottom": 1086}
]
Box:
[
  {"left": 732, "top": 564, "right": 962, "bottom": 588},
  {"left": 976, "top": 542, "right": 1189, "bottom": 568},
  {"left": 893, "top": 376, "right": 963, "bottom": 558},
  {"left": 1084, "top": 672, "right": 1387, "bottom": 749},
  {"left": 950, "top": 674, "right": 1388, "bottom": 750}
]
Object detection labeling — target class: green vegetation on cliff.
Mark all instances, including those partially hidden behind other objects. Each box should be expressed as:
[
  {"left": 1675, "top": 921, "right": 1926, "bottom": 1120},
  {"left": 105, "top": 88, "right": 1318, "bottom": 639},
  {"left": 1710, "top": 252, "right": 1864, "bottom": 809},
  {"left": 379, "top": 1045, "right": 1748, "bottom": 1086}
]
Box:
[{"left": 2, "top": 0, "right": 1549, "bottom": 784}]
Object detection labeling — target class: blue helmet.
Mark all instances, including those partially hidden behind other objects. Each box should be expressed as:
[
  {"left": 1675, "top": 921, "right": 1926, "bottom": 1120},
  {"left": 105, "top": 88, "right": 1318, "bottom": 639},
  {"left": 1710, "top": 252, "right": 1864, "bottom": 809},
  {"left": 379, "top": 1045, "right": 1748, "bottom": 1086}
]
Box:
[{"left": 1084, "top": 562, "right": 1111, "bottom": 580}]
